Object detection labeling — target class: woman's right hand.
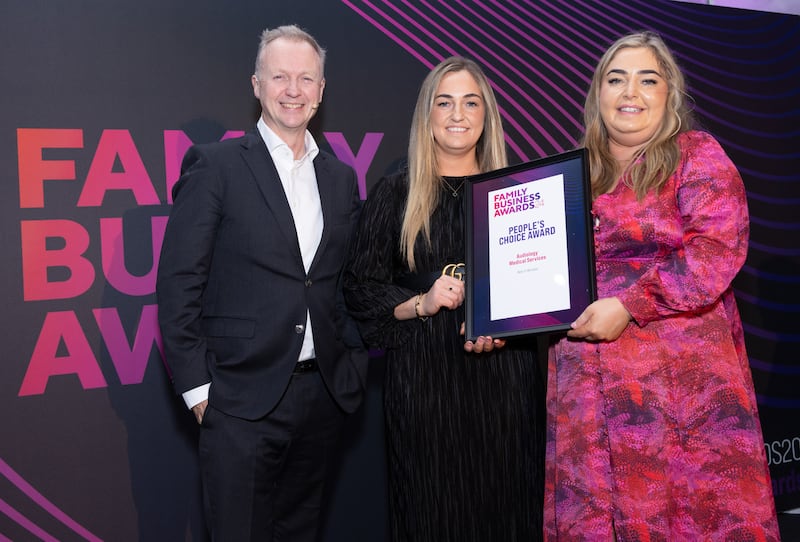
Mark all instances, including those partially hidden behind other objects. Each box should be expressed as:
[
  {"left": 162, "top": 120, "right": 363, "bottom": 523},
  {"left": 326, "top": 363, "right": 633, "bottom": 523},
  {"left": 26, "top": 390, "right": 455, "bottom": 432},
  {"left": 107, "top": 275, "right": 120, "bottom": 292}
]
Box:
[
  {"left": 395, "top": 275, "right": 465, "bottom": 321},
  {"left": 419, "top": 275, "right": 465, "bottom": 317}
]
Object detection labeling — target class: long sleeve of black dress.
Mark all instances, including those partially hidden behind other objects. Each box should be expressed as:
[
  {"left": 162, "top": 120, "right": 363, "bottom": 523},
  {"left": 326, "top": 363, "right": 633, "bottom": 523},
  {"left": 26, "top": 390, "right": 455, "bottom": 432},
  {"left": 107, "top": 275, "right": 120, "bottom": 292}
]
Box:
[{"left": 343, "top": 171, "right": 436, "bottom": 349}]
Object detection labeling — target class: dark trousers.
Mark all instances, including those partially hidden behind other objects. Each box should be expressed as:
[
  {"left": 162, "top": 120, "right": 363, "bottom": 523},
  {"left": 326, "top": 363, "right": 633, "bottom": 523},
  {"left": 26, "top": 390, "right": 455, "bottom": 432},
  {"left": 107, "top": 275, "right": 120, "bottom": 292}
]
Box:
[{"left": 198, "top": 370, "right": 345, "bottom": 541}]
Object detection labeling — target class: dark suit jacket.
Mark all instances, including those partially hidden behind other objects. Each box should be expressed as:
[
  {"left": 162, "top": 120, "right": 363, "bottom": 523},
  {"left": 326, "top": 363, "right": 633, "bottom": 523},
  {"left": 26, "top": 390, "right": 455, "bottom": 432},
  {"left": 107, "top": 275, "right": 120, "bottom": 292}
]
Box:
[{"left": 156, "top": 130, "right": 367, "bottom": 420}]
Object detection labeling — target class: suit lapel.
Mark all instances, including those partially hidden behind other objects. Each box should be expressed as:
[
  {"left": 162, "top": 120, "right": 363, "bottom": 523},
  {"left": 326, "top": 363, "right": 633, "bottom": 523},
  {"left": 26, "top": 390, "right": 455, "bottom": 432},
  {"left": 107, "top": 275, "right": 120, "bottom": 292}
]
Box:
[
  {"left": 309, "top": 153, "right": 333, "bottom": 273},
  {"left": 239, "top": 131, "right": 304, "bottom": 268}
]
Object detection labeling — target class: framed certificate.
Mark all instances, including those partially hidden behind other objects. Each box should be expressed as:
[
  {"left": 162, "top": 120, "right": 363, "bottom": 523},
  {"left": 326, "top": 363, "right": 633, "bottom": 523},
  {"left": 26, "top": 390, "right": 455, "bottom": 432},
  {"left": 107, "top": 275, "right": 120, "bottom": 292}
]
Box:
[{"left": 465, "top": 148, "right": 596, "bottom": 340}]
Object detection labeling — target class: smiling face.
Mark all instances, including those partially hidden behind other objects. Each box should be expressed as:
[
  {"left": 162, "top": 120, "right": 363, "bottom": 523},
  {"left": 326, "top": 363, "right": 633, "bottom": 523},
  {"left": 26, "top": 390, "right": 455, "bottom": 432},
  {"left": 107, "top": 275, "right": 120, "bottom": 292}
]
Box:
[
  {"left": 251, "top": 37, "right": 325, "bottom": 144},
  {"left": 430, "top": 70, "right": 485, "bottom": 162},
  {"left": 599, "top": 46, "right": 668, "bottom": 160}
]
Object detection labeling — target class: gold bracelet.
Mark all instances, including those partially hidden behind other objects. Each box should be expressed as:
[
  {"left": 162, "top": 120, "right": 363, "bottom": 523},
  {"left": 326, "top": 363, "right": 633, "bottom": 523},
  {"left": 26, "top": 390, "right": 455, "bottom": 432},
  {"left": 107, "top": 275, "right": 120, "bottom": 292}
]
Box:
[{"left": 414, "top": 293, "right": 428, "bottom": 321}]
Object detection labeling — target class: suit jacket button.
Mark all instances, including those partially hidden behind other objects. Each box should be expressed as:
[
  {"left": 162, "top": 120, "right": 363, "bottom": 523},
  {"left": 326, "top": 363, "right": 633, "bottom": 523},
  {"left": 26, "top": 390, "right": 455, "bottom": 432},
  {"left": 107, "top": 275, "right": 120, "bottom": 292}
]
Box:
[
  {"left": 305, "top": 279, "right": 312, "bottom": 287},
  {"left": 295, "top": 324, "right": 304, "bottom": 334}
]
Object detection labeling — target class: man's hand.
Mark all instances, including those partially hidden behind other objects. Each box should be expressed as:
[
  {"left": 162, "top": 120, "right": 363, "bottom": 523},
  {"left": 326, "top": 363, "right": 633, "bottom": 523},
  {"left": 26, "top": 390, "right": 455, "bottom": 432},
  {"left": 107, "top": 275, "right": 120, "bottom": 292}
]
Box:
[{"left": 192, "top": 399, "right": 209, "bottom": 424}]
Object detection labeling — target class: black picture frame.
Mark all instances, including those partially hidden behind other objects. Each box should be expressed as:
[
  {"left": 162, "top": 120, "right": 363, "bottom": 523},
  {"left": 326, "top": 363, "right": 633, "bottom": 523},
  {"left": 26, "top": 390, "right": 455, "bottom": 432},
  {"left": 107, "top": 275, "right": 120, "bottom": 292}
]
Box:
[{"left": 465, "top": 148, "right": 596, "bottom": 340}]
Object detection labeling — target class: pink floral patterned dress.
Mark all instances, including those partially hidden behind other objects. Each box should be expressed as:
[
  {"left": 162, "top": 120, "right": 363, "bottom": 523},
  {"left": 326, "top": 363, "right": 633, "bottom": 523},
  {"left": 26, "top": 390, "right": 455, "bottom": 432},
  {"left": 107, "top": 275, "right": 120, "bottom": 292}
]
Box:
[{"left": 544, "top": 131, "right": 780, "bottom": 541}]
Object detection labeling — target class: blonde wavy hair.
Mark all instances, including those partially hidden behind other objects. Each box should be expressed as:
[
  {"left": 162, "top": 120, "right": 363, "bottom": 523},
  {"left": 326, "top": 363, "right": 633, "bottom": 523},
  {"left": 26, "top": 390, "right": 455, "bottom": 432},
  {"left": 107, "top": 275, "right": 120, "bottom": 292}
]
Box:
[
  {"left": 582, "top": 31, "right": 695, "bottom": 200},
  {"left": 401, "top": 56, "right": 507, "bottom": 270}
]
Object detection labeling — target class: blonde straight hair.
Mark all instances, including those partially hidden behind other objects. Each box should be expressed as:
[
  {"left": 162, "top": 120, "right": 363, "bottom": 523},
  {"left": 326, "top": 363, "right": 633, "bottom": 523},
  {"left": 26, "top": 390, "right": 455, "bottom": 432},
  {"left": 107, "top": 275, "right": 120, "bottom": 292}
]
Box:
[
  {"left": 401, "top": 56, "right": 507, "bottom": 270},
  {"left": 582, "top": 31, "right": 694, "bottom": 200}
]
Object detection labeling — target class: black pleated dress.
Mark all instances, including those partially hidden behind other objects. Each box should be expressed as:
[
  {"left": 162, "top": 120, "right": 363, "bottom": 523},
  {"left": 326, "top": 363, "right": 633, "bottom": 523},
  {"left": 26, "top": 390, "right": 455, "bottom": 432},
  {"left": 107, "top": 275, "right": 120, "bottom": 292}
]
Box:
[{"left": 343, "top": 170, "right": 545, "bottom": 542}]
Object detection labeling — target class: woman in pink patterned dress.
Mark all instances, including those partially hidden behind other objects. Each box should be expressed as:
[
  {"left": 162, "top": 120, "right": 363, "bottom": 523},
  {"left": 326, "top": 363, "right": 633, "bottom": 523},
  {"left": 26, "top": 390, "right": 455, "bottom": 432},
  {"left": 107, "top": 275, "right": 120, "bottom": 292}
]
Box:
[{"left": 544, "top": 31, "right": 780, "bottom": 541}]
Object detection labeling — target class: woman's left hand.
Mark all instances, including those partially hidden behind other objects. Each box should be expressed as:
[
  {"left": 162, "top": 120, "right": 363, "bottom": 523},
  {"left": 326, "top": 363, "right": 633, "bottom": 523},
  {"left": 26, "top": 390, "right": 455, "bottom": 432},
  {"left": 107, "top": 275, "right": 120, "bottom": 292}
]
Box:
[
  {"left": 461, "top": 322, "right": 506, "bottom": 353},
  {"left": 567, "top": 297, "right": 631, "bottom": 342}
]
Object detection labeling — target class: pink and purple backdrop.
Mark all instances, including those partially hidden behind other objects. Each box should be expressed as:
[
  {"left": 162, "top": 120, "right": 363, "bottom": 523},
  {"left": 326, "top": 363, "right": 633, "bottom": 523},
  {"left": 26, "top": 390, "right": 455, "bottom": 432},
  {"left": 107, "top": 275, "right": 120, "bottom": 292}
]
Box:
[{"left": 1, "top": 1, "right": 798, "bottom": 539}]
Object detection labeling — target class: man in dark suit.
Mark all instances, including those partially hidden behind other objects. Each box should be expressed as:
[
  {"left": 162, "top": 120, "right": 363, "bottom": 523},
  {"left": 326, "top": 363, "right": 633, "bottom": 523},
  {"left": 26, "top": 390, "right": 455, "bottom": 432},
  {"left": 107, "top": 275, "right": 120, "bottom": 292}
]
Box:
[{"left": 156, "top": 24, "right": 367, "bottom": 541}]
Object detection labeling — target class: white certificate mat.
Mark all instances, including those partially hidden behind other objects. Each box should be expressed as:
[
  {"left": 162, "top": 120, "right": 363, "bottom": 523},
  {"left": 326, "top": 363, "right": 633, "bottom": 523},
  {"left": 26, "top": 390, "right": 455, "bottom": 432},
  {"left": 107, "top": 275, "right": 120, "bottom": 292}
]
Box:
[{"left": 487, "top": 174, "right": 570, "bottom": 320}]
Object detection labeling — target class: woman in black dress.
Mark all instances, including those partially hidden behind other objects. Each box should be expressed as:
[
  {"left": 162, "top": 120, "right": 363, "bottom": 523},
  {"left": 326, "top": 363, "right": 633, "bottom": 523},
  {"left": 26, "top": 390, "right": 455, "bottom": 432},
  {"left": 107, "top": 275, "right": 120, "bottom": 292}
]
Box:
[{"left": 343, "top": 56, "right": 544, "bottom": 541}]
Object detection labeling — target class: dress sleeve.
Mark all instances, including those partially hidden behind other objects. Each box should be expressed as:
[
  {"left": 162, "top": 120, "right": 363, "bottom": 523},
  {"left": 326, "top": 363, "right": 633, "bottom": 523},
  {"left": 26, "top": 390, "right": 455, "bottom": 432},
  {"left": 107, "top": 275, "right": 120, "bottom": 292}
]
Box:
[
  {"left": 343, "top": 174, "right": 423, "bottom": 349},
  {"left": 619, "top": 132, "right": 750, "bottom": 325}
]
